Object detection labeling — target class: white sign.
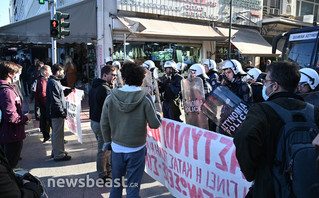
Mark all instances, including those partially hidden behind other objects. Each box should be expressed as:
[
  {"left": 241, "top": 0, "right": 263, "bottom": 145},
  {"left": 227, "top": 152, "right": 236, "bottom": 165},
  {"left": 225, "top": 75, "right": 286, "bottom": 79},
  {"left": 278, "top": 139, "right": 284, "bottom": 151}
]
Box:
[
  {"left": 65, "top": 88, "right": 84, "bottom": 143},
  {"left": 289, "top": 31, "right": 319, "bottom": 41},
  {"left": 117, "top": 0, "right": 263, "bottom": 27},
  {"left": 145, "top": 118, "right": 251, "bottom": 198}
]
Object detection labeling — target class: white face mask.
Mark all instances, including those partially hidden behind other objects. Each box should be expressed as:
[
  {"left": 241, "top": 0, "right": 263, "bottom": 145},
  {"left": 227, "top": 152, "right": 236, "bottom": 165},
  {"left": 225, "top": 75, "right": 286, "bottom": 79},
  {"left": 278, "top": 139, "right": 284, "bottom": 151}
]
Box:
[
  {"left": 13, "top": 74, "right": 20, "bottom": 83},
  {"left": 262, "top": 83, "right": 274, "bottom": 101}
]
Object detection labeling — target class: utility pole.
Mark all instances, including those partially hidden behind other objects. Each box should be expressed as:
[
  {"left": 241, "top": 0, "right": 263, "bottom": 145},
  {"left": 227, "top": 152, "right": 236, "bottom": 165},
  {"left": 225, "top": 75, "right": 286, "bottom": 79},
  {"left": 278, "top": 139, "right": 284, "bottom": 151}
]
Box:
[
  {"left": 49, "top": 0, "right": 57, "bottom": 65},
  {"left": 228, "top": 0, "right": 232, "bottom": 59}
]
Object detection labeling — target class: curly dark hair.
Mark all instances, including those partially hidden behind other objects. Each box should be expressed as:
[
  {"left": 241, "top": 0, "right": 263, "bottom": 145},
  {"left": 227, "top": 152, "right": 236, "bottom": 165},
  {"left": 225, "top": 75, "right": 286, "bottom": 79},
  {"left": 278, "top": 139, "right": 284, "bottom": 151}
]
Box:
[{"left": 120, "top": 62, "right": 146, "bottom": 86}]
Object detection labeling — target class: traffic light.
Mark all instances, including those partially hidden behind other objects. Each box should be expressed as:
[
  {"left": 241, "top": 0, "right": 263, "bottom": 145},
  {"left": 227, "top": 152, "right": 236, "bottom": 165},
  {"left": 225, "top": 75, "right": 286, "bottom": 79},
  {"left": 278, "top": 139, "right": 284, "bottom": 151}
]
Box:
[
  {"left": 50, "top": 19, "right": 59, "bottom": 38},
  {"left": 56, "top": 11, "right": 70, "bottom": 39},
  {"left": 39, "top": 0, "right": 45, "bottom": 4}
]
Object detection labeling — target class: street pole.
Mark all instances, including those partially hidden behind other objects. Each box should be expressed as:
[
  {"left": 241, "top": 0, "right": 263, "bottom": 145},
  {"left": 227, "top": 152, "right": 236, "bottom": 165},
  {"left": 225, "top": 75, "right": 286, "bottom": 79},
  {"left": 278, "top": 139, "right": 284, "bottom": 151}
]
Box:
[
  {"left": 50, "top": 0, "right": 57, "bottom": 65},
  {"left": 228, "top": 0, "right": 232, "bottom": 59}
]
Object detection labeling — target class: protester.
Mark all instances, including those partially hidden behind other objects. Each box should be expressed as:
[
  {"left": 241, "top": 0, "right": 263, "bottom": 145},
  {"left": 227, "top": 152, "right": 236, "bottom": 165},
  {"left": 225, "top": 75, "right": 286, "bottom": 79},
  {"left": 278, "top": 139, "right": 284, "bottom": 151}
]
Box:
[
  {"left": 13, "top": 64, "right": 23, "bottom": 102},
  {"left": 0, "top": 61, "right": 32, "bottom": 168},
  {"left": 100, "top": 61, "right": 162, "bottom": 197},
  {"left": 158, "top": 60, "right": 183, "bottom": 121},
  {"left": 35, "top": 65, "right": 52, "bottom": 143},
  {"left": 89, "top": 65, "right": 117, "bottom": 180},
  {"left": 233, "top": 61, "right": 319, "bottom": 197},
  {"left": 64, "top": 56, "right": 77, "bottom": 88},
  {"left": 46, "top": 64, "right": 73, "bottom": 161},
  {"left": 298, "top": 68, "right": 319, "bottom": 93}
]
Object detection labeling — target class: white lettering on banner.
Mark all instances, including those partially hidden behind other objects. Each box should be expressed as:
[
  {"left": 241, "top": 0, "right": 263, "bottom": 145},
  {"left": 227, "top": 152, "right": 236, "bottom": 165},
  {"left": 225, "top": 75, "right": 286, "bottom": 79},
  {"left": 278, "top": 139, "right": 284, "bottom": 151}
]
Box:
[
  {"left": 65, "top": 88, "right": 84, "bottom": 143},
  {"left": 220, "top": 103, "right": 248, "bottom": 135},
  {"left": 289, "top": 31, "right": 319, "bottom": 41},
  {"left": 145, "top": 119, "right": 251, "bottom": 198}
]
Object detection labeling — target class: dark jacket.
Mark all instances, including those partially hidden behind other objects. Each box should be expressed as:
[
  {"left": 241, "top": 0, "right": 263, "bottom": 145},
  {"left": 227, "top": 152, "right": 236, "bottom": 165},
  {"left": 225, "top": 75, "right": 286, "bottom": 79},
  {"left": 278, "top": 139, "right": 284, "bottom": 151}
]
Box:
[
  {"left": 89, "top": 78, "right": 112, "bottom": 122},
  {"left": 225, "top": 78, "right": 253, "bottom": 105},
  {"left": 0, "top": 80, "right": 28, "bottom": 144},
  {"left": 159, "top": 73, "right": 183, "bottom": 101},
  {"left": 233, "top": 92, "right": 319, "bottom": 198},
  {"left": 0, "top": 149, "right": 42, "bottom": 198},
  {"left": 46, "top": 76, "right": 67, "bottom": 119}
]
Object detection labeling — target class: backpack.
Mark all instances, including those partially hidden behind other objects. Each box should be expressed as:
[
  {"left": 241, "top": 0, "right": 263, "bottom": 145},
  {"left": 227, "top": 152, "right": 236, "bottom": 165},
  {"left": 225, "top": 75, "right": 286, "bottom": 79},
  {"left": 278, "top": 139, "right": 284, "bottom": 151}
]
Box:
[{"left": 265, "top": 101, "right": 319, "bottom": 198}]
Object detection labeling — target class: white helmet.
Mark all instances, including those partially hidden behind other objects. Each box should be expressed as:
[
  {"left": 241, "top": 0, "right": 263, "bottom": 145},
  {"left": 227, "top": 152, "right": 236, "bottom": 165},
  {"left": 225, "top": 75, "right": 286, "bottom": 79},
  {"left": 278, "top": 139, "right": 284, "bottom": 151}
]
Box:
[
  {"left": 164, "top": 60, "right": 178, "bottom": 71},
  {"left": 221, "top": 59, "right": 246, "bottom": 75},
  {"left": 112, "top": 61, "right": 121, "bottom": 68},
  {"left": 243, "top": 68, "right": 262, "bottom": 82},
  {"left": 176, "top": 62, "right": 187, "bottom": 72},
  {"left": 142, "top": 60, "right": 155, "bottom": 70},
  {"left": 203, "top": 59, "right": 217, "bottom": 72},
  {"left": 189, "top": 64, "right": 209, "bottom": 79},
  {"left": 299, "top": 68, "right": 319, "bottom": 90}
]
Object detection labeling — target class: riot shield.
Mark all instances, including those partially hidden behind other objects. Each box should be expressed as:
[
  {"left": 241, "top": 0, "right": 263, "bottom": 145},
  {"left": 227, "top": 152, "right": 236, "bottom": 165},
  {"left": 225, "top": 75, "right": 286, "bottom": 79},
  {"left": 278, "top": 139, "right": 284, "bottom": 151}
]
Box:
[
  {"left": 181, "top": 77, "right": 209, "bottom": 129},
  {"left": 202, "top": 85, "right": 250, "bottom": 136},
  {"left": 142, "top": 69, "right": 162, "bottom": 113},
  {"left": 299, "top": 91, "right": 319, "bottom": 106},
  {"left": 152, "top": 68, "right": 162, "bottom": 113}
]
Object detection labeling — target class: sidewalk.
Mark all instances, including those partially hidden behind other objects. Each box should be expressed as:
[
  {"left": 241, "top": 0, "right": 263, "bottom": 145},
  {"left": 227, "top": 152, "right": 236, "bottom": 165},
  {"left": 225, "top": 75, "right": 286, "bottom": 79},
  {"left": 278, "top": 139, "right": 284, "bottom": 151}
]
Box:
[{"left": 19, "top": 93, "right": 174, "bottom": 198}]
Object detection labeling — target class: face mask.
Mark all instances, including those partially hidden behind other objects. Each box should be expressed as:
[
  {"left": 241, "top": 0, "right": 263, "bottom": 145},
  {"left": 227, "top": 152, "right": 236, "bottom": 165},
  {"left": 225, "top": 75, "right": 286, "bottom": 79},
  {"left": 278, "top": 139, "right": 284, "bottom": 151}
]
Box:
[
  {"left": 166, "top": 71, "right": 172, "bottom": 77},
  {"left": 262, "top": 83, "right": 274, "bottom": 101},
  {"left": 13, "top": 73, "right": 20, "bottom": 83}
]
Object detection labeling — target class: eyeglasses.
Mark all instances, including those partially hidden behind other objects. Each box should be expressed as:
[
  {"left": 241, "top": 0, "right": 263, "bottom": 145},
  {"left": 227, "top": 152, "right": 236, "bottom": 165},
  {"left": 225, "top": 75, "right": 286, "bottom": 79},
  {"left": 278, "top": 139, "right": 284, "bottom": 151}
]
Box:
[{"left": 261, "top": 78, "right": 273, "bottom": 84}]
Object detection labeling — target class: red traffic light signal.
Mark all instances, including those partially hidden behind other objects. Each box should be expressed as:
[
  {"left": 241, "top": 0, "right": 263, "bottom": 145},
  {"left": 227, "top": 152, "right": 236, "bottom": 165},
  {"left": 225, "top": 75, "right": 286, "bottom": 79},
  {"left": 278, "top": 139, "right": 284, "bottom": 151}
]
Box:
[{"left": 50, "top": 20, "right": 59, "bottom": 38}]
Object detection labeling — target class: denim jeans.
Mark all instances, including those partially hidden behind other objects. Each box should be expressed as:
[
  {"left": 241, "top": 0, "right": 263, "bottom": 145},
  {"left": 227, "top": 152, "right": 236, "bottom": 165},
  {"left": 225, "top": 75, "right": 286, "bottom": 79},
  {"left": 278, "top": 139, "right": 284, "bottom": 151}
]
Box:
[
  {"left": 110, "top": 146, "right": 146, "bottom": 198},
  {"left": 91, "top": 120, "right": 111, "bottom": 178}
]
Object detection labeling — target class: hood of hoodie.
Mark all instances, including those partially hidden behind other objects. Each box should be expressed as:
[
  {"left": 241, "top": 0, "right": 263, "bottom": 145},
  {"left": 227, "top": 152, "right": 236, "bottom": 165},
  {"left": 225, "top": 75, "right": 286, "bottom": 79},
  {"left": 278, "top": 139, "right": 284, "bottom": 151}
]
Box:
[
  {"left": 92, "top": 78, "right": 109, "bottom": 88},
  {"left": 110, "top": 88, "right": 147, "bottom": 113}
]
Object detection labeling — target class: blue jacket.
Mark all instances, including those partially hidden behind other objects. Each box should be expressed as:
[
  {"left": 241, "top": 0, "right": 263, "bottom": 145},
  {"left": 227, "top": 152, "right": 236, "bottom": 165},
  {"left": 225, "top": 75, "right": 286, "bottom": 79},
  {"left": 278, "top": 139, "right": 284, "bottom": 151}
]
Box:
[{"left": 0, "top": 80, "right": 28, "bottom": 144}]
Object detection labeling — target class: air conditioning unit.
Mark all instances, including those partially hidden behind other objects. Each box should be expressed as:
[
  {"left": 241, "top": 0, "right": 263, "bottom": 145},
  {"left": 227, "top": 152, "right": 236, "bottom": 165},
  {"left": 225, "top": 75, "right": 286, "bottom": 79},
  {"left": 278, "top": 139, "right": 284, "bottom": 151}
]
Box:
[{"left": 269, "top": 8, "right": 280, "bottom": 15}]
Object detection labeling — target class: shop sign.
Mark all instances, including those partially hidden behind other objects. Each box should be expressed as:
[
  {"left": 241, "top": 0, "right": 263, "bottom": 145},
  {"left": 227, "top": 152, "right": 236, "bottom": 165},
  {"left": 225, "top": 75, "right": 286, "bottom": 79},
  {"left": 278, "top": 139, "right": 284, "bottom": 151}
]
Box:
[{"left": 118, "top": 0, "right": 263, "bottom": 27}]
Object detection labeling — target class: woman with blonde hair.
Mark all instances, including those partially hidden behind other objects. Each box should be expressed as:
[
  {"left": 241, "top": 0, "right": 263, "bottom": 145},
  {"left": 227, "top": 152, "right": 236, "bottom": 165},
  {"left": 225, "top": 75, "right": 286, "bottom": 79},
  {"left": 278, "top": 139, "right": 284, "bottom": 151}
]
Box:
[{"left": 64, "top": 56, "right": 77, "bottom": 88}]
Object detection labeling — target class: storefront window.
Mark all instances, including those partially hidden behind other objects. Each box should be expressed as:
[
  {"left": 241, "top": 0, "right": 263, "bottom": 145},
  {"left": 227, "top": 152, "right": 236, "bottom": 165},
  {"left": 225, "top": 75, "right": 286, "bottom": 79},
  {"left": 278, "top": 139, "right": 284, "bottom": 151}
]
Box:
[{"left": 112, "top": 42, "right": 201, "bottom": 70}]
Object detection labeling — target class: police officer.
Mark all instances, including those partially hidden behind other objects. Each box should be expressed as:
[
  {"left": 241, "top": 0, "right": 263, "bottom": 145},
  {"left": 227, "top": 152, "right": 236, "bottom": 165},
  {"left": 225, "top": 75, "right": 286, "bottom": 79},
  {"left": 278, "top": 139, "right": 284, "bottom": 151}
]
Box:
[
  {"left": 189, "top": 63, "right": 212, "bottom": 97},
  {"left": 220, "top": 59, "right": 253, "bottom": 105},
  {"left": 243, "top": 68, "right": 264, "bottom": 103},
  {"left": 158, "top": 60, "right": 183, "bottom": 121},
  {"left": 298, "top": 68, "right": 319, "bottom": 93},
  {"left": 203, "top": 59, "right": 219, "bottom": 90}
]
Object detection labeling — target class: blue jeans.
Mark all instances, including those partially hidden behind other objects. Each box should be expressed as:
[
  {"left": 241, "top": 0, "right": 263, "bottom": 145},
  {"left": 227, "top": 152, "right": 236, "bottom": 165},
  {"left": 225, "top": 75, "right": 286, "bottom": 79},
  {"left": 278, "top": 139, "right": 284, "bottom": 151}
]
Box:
[
  {"left": 110, "top": 146, "right": 146, "bottom": 198},
  {"left": 91, "top": 121, "right": 111, "bottom": 178}
]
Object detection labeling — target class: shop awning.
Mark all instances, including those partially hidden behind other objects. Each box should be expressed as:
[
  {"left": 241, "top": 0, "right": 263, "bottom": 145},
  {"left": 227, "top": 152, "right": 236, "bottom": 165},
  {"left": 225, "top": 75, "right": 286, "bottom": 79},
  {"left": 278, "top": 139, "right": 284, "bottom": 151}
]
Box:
[
  {"left": 216, "top": 27, "right": 281, "bottom": 56},
  {"left": 116, "top": 16, "right": 227, "bottom": 41},
  {"left": 0, "top": 0, "right": 96, "bottom": 45}
]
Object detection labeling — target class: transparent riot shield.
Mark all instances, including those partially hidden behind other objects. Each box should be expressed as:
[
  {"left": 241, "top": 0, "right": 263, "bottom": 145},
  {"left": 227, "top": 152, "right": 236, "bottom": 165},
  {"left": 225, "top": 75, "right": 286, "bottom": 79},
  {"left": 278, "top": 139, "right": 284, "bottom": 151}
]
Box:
[
  {"left": 152, "top": 68, "right": 162, "bottom": 113},
  {"left": 181, "top": 77, "right": 209, "bottom": 129},
  {"left": 142, "top": 69, "right": 162, "bottom": 113},
  {"left": 202, "top": 85, "right": 250, "bottom": 136},
  {"left": 299, "top": 91, "right": 319, "bottom": 106}
]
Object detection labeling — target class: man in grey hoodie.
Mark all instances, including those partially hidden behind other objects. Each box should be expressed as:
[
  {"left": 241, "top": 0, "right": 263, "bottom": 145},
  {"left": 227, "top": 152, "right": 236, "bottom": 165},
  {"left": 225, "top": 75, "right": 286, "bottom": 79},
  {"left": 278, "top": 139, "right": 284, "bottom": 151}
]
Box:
[{"left": 100, "top": 61, "right": 162, "bottom": 198}]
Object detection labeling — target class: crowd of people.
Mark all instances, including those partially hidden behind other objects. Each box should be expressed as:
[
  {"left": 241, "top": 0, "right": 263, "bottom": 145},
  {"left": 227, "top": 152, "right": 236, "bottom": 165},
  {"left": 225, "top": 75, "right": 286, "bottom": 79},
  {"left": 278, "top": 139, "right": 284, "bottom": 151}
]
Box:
[{"left": 1, "top": 55, "right": 319, "bottom": 197}]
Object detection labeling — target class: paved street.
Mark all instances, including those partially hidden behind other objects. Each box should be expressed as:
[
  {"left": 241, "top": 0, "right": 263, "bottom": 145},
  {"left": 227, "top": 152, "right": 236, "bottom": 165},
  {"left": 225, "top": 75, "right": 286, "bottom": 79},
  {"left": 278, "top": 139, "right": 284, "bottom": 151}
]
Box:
[{"left": 19, "top": 97, "right": 174, "bottom": 198}]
